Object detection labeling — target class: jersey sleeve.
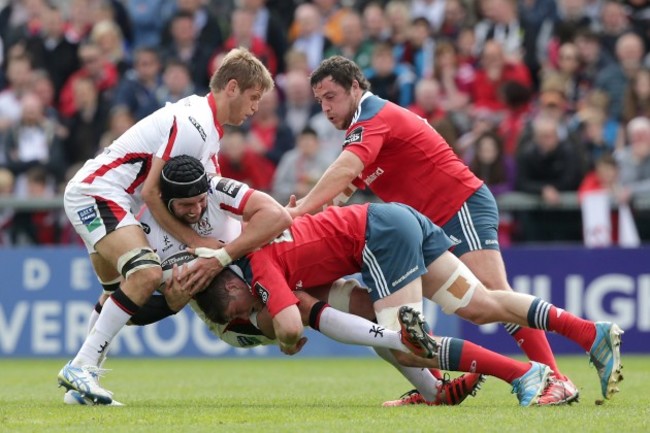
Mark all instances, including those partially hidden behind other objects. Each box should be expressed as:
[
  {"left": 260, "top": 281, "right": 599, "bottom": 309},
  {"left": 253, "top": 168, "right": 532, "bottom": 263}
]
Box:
[
  {"left": 342, "top": 117, "right": 391, "bottom": 168},
  {"left": 210, "top": 177, "right": 255, "bottom": 218},
  {"left": 249, "top": 253, "right": 299, "bottom": 318}
]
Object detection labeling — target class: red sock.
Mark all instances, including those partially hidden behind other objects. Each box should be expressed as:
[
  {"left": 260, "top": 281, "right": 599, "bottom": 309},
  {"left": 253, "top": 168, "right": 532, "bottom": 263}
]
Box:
[
  {"left": 454, "top": 339, "right": 530, "bottom": 383},
  {"left": 510, "top": 327, "right": 564, "bottom": 379},
  {"left": 547, "top": 306, "right": 596, "bottom": 352}
]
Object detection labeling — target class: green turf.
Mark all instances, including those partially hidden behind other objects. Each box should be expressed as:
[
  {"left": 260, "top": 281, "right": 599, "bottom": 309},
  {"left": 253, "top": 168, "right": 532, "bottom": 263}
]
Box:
[{"left": 1, "top": 356, "right": 648, "bottom": 433}]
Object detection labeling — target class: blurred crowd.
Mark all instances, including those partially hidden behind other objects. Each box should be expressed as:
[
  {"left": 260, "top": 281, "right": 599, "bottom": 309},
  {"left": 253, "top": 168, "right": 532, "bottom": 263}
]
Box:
[{"left": 1, "top": 0, "right": 650, "bottom": 246}]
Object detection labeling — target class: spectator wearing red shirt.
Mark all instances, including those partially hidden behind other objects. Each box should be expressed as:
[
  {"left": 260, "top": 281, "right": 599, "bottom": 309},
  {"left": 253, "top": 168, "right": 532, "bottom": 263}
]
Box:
[
  {"left": 469, "top": 40, "right": 532, "bottom": 112},
  {"left": 218, "top": 127, "right": 276, "bottom": 192}
]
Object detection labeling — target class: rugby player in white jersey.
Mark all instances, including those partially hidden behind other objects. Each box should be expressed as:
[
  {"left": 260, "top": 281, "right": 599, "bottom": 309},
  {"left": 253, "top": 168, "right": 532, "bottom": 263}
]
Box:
[{"left": 58, "top": 48, "right": 275, "bottom": 405}]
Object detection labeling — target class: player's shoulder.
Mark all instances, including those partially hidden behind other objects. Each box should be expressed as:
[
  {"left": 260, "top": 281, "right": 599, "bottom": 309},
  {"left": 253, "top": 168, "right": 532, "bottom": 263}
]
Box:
[{"left": 353, "top": 93, "right": 388, "bottom": 123}]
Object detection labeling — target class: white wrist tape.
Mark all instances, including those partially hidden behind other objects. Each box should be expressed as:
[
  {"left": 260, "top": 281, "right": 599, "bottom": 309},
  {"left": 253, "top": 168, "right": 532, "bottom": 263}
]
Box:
[{"left": 194, "top": 247, "right": 233, "bottom": 267}]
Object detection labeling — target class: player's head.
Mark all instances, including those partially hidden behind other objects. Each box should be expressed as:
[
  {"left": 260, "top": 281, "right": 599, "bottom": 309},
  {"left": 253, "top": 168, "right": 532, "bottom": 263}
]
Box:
[
  {"left": 209, "top": 47, "right": 274, "bottom": 126},
  {"left": 194, "top": 267, "right": 261, "bottom": 324},
  {"left": 160, "top": 155, "right": 209, "bottom": 223},
  {"left": 310, "top": 56, "right": 370, "bottom": 130}
]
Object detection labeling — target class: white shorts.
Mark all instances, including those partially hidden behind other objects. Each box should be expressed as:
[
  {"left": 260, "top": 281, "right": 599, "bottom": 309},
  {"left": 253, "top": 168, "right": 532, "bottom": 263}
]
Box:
[{"left": 64, "top": 181, "right": 141, "bottom": 253}]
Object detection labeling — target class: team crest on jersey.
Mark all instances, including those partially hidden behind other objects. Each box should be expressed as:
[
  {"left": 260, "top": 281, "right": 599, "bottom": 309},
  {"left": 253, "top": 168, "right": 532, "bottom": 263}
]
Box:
[
  {"left": 188, "top": 116, "right": 206, "bottom": 141},
  {"left": 216, "top": 178, "right": 242, "bottom": 198},
  {"left": 197, "top": 218, "right": 213, "bottom": 236},
  {"left": 255, "top": 282, "right": 269, "bottom": 304},
  {"left": 343, "top": 126, "right": 363, "bottom": 147}
]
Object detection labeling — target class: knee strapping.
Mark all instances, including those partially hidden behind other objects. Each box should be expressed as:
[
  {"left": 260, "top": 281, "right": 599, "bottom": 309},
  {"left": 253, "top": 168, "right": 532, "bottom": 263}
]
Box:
[
  {"left": 430, "top": 261, "right": 478, "bottom": 314},
  {"left": 117, "top": 248, "right": 161, "bottom": 279},
  {"left": 98, "top": 276, "right": 121, "bottom": 295}
]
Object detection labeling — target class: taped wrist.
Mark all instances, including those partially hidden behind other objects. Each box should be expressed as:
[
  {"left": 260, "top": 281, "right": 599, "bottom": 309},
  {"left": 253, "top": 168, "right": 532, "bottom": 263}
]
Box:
[
  {"left": 128, "top": 295, "right": 176, "bottom": 325},
  {"left": 308, "top": 301, "right": 329, "bottom": 331}
]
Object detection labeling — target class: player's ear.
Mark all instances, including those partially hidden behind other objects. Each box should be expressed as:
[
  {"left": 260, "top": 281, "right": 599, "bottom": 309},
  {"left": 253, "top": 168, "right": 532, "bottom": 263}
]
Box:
[{"left": 226, "top": 79, "right": 239, "bottom": 96}]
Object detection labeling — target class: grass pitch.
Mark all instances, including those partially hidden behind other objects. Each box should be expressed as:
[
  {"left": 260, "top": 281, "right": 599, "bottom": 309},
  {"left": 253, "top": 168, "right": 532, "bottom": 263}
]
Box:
[{"left": 1, "top": 356, "right": 648, "bottom": 433}]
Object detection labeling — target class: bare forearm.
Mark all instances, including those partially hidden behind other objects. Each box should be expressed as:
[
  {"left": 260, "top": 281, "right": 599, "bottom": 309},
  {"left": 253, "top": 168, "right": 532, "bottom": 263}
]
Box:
[{"left": 224, "top": 207, "right": 291, "bottom": 260}]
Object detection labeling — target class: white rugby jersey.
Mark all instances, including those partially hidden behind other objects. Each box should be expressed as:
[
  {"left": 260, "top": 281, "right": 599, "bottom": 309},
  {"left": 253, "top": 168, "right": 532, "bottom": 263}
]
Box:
[{"left": 70, "top": 93, "right": 224, "bottom": 208}]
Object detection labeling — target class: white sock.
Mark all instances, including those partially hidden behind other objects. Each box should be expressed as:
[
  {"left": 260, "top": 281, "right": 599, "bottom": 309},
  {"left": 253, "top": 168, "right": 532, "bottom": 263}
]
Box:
[
  {"left": 374, "top": 347, "right": 439, "bottom": 401},
  {"left": 87, "top": 308, "right": 100, "bottom": 336},
  {"left": 317, "top": 306, "right": 409, "bottom": 352},
  {"left": 72, "top": 297, "right": 131, "bottom": 367}
]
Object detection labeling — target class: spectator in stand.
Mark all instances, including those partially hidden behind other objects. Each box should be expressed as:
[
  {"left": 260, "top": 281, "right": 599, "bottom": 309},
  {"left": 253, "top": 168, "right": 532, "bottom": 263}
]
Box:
[
  {"left": 0, "top": 168, "right": 15, "bottom": 246},
  {"left": 497, "top": 80, "right": 533, "bottom": 157},
  {"left": 160, "top": 0, "right": 223, "bottom": 55},
  {"left": 247, "top": 88, "right": 295, "bottom": 166},
  {"left": 595, "top": 32, "right": 646, "bottom": 120},
  {"left": 614, "top": 116, "right": 650, "bottom": 205},
  {"left": 407, "top": 78, "right": 448, "bottom": 125},
  {"left": 310, "top": 0, "right": 351, "bottom": 47},
  {"left": 469, "top": 40, "right": 532, "bottom": 113},
  {"left": 21, "top": 3, "right": 79, "bottom": 101},
  {"left": 160, "top": 11, "right": 213, "bottom": 91},
  {"left": 221, "top": 8, "right": 278, "bottom": 77},
  {"left": 552, "top": 0, "right": 594, "bottom": 46},
  {"left": 0, "top": 54, "right": 33, "bottom": 134},
  {"left": 626, "top": 0, "right": 650, "bottom": 49},
  {"left": 571, "top": 106, "right": 618, "bottom": 171},
  {"left": 58, "top": 42, "right": 119, "bottom": 119},
  {"left": 125, "top": 0, "right": 176, "bottom": 49},
  {"left": 89, "top": 19, "right": 130, "bottom": 77},
  {"left": 542, "top": 42, "right": 584, "bottom": 113},
  {"left": 63, "top": 76, "right": 109, "bottom": 167},
  {"left": 290, "top": 3, "right": 332, "bottom": 72},
  {"left": 574, "top": 28, "right": 614, "bottom": 93},
  {"left": 239, "top": 0, "right": 289, "bottom": 74},
  {"left": 469, "top": 131, "right": 516, "bottom": 245},
  {"left": 432, "top": 41, "right": 472, "bottom": 113},
  {"left": 622, "top": 67, "right": 650, "bottom": 122},
  {"left": 10, "top": 166, "right": 60, "bottom": 245},
  {"left": 474, "top": 0, "right": 524, "bottom": 60},
  {"left": 5, "top": 92, "right": 66, "bottom": 187},
  {"left": 515, "top": 115, "right": 585, "bottom": 241},
  {"left": 385, "top": 0, "right": 411, "bottom": 61},
  {"left": 111, "top": 47, "right": 162, "bottom": 120},
  {"left": 324, "top": 10, "right": 375, "bottom": 71},
  {"left": 399, "top": 16, "right": 435, "bottom": 79},
  {"left": 98, "top": 106, "right": 135, "bottom": 151},
  {"left": 518, "top": 0, "right": 558, "bottom": 85},
  {"left": 438, "top": 0, "right": 470, "bottom": 42},
  {"left": 279, "top": 70, "right": 320, "bottom": 138},
  {"left": 155, "top": 58, "right": 196, "bottom": 104},
  {"left": 598, "top": 1, "right": 632, "bottom": 59},
  {"left": 218, "top": 126, "right": 276, "bottom": 191},
  {"left": 0, "top": 0, "right": 48, "bottom": 48},
  {"left": 364, "top": 41, "right": 415, "bottom": 107},
  {"left": 64, "top": 0, "right": 95, "bottom": 43},
  {"left": 410, "top": 0, "right": 447, "bottom": 34},
  {"left": 272, "top": 127, "right": 331, "bottom": 205},
  {"left": 361, "top": 2, "right": 389, "bottom": 44},
  {"left": 29, "top": 69, "right": 60, "bottom": 123},
  {"left": 456, "top": 106, "right": 501, "bottom": 161}
]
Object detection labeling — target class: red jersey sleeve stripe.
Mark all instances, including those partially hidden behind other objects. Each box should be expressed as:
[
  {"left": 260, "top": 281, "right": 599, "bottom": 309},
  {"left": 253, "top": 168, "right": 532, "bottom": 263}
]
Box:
[
  {"left": 82, "top": 153, "right": 151, "bottom": 184},
  {"left": 162, "top": 116, "right": 179, "bottom": 161}
]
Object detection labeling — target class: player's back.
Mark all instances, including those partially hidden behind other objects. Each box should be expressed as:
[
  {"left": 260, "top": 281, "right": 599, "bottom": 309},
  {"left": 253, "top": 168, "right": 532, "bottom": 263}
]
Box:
[
  {"left": 348, "top": 94, "right": 483, "bottom": 225},
  {"left": 252, "top": 204, "right": 369, "bottom": 289}
]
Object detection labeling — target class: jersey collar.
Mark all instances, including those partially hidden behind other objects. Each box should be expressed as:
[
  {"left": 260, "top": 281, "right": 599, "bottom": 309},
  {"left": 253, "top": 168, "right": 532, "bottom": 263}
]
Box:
[
  {"left": 207, "top": 92, "right": 225, "bottom": 138},
  {"left": 352, "top": 91, "right": 374, "bottom": 125}
]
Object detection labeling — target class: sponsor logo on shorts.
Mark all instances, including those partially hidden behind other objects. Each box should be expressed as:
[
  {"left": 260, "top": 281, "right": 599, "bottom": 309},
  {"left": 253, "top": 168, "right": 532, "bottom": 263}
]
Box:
[
  {"left": 449, "top": 235, "right": 462, "bottom": 245},
  {"left": 141, "top": 222, "right": 151, "bottom": 234},
  {"left": 391, "top": 265, "right": 420, "bottom": 287},
  {"left": 215, "top": 178, "right": 242, "bottom": 198},
  {"left": 188, "top": 116, "right": 206, "bottom": 141},
  {"left": 77, "top": 206, "right": 101, "bottom": 232},
  {"left": 484, "top": 239, "right": 498, "bottom": 246},
  {"left": 255, "top": 282, "right": 269, "bottom": 304},
  {"left": 343, "top": 126, "right": 363, "bottom": 146}
]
